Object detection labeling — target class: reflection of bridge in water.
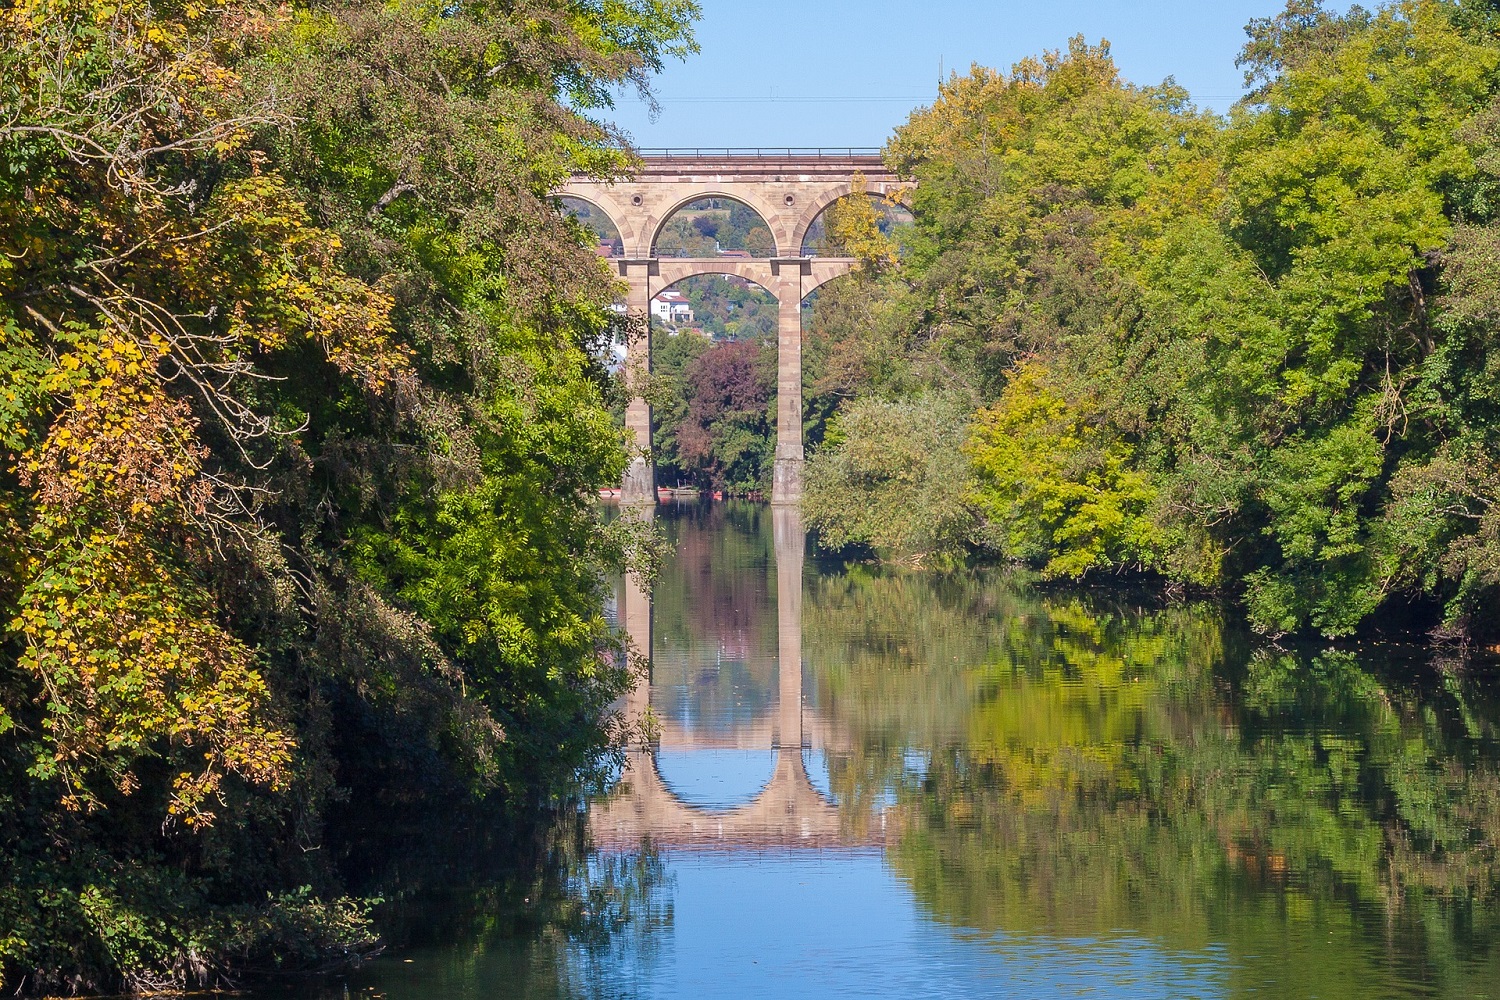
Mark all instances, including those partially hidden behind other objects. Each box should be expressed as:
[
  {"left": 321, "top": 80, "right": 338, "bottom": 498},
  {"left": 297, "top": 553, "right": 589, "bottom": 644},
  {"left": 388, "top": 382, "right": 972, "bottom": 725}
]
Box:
[{"left": 591, "top": 507, "right": 889, "bottom": 852}]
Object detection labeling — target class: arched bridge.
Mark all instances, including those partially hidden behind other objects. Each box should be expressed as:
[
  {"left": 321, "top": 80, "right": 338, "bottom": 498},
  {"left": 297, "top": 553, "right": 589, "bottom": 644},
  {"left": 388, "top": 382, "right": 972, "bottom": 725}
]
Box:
[{"left": 558, "top": 150, "right": 909, "bottom": 505}]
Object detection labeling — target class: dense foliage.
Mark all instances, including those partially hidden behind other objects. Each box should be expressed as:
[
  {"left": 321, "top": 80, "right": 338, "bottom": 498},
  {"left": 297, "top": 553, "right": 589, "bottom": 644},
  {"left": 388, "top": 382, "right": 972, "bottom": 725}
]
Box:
[
  {"left": 804, "top": 0, "right": 1500, "bottom": 642},
  {"left": 649, "top": 330, "right": 776, "bottom": 492},
  {"left": 660, "top": 274, "right": 778, "bottom": 340},
  {"left": 0, "top": 0, "right": 696, "bottom": 991}
]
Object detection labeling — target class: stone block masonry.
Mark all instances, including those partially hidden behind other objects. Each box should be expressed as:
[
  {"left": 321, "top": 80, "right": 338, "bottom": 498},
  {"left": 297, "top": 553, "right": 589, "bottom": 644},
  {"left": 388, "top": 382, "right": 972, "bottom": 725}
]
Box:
[{"left": 559, "top": 152, "right": 909, "bottom": 506}]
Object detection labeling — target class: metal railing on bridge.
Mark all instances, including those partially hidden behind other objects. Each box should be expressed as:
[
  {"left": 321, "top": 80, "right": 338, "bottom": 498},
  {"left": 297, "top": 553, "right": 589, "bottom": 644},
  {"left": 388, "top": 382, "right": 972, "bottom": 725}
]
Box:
[{"left": 634, "top": 147, "right": 883, "bottom": 158}]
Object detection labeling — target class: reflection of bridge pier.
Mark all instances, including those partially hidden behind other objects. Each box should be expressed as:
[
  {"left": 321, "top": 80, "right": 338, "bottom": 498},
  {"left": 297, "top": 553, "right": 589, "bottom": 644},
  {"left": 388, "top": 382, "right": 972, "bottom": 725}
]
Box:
[
  {"left": 594, "top": 508, "right": 884, "bottom": 851},
  {"left": 559, "top": 153, "right": 909, "bottom": 505},
  {"left": 775, "top": 506, "right": 804, "bottom": 754},
  {"left": 619, "top": 508, "right": 653, "bottom": 741}
]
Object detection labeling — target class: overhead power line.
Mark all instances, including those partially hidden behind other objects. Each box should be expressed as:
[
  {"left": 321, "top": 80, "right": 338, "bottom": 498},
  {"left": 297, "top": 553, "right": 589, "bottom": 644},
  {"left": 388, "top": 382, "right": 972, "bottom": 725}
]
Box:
[
  {"left": 656, "top": 96, "right": 935, "bottom": 103},
  {"left": 639, "top": 93, "right": 1243, "bottom": 104}
]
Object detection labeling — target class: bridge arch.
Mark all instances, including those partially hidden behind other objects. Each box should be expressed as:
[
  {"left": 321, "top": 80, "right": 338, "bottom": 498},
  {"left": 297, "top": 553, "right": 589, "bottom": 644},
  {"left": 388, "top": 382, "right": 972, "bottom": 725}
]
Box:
[
  {"left": 655, "top": 259, "right": 779, "bottom": 291},
  {"left": 656, "top": 746, "right": 779, "bottom": 812},
  {"left": 555, "top": 192, "right": 635, "bottom": 257},
  {"left": 795, "top": 188, "right": 914, "bottom": 257},
  {"left": 803, "top": 267, "right": 862, "bottom": 298},
  {"left": 591, "top": 745, "right": 850, "bottom": 851},
  {"left": 651, "top": 271, "right": 780, "bottom": 341},
  {"left": 793, "top": 182, "right": 859, "bottom": 252},
  {"left": 650, "top": 192, "right": 782, "bottom": 259}
]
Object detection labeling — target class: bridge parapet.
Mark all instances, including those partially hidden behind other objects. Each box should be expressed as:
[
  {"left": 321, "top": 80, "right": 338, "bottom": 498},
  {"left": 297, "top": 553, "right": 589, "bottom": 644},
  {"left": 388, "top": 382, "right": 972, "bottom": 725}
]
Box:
[
  {"left": 634, "top": 146, "right": 884, "bottom": 156},
  {"left": 625, "top": 149, "right": 898, "bottom": 185}
]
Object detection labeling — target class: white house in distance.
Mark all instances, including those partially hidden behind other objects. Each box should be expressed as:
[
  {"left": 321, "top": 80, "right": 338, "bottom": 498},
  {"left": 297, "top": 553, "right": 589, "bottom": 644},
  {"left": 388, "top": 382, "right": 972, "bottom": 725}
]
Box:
[{"left": 651, "top": 289, "right": 694, "bottom": 326}]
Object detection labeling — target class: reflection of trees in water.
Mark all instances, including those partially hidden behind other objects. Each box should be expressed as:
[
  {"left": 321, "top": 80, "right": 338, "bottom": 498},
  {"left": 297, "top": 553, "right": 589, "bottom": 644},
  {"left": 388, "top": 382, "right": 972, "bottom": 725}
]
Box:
[
  {"left": 646, "top": 503, "right": 779, "bottom": 732},
  {"left": 309, "top": 813, "right": 673, "bottom": 1000},
  {"left": 803, "top": 564, "right": 1500, "bottom": 994},
  {"left": 552, "top": 846, "right": 674, "bottom": 999},
  {"left": 654, "top": 503, "right": 775, "bottom": 666}
]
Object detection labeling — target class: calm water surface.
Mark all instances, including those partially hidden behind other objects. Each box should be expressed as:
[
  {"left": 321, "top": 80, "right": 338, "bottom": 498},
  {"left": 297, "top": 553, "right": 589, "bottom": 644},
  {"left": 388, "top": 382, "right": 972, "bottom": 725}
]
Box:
[{"left": 287, "top": 502, "right": 1500, "bottom": 998}]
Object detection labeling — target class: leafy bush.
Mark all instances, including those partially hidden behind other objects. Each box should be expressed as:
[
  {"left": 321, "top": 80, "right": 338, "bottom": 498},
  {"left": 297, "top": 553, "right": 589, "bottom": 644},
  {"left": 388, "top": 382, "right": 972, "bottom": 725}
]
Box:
[{"left": 805, "top": 393, "right": 988, "bottom": 561}]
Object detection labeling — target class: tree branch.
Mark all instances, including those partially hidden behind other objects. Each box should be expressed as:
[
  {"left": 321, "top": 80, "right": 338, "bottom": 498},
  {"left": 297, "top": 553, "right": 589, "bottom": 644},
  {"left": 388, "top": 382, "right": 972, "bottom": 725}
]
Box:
[{"left": 368, "top": 182, "right": 418, "bottom": 218}]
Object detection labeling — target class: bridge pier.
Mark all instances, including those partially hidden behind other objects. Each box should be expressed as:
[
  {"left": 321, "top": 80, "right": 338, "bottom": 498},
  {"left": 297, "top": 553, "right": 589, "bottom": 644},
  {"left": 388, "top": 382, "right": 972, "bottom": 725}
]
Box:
[
  {"left": 621, "top": 264, "right": 656, "bottom": 504},
  {"left": 772, "top": 271, "right": 805, "bottom": 506}
]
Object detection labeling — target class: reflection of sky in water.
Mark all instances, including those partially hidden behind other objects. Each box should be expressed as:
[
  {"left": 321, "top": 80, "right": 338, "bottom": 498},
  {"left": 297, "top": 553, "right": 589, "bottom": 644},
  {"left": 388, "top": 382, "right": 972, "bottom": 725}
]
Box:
[
  {"left": 563, "top": 854, "right": 1228, "bottom": 1000},
  {"left": 653, "top": 750, "right": 840, "bottom": 813},
  {"left": 655, "top": 749, "right": 776, "bottom": 811}
]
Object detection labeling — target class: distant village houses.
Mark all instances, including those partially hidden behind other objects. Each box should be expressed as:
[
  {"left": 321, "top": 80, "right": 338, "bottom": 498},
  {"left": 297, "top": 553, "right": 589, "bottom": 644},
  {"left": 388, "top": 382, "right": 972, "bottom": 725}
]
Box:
[{"left": 651, "top": 289, "right": 695, "bottom": 325}]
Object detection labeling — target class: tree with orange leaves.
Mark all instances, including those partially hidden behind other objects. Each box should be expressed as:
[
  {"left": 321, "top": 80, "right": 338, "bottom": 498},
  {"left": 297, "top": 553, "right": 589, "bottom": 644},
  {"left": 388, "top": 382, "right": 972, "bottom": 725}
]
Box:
[{"left": 0, "top": 0, "right": 698, "bottom": 991}]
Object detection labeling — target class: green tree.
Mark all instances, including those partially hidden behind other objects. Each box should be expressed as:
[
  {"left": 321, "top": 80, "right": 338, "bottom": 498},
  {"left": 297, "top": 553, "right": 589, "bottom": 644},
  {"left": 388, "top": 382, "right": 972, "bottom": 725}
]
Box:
[
  {"left": 650, "top": 327, "right": 711, "bottom": 484},
  {"left": 967, "top": 362, "right": 1160, "bottom": 578},
  {"left": 673, "top": 340, "right": 776, "bottom": 492},
  {"left": 804, "top": 392, "right": 987, "bottom": 560},
  {"left": 808, "top": 2, "right": 1500, "bottom": 640},
  {"left": 0, "top": 0, "right": 700, "bottom": 990}
]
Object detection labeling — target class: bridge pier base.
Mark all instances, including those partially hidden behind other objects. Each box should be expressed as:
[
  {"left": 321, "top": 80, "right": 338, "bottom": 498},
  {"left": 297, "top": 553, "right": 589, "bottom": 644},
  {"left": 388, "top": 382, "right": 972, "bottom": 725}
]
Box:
[
  {"left": 622, "top": 454, "right": 655, "bottom": 505},
  {"left": 772, "top": 456, "right": 803, "bottom": 506}
]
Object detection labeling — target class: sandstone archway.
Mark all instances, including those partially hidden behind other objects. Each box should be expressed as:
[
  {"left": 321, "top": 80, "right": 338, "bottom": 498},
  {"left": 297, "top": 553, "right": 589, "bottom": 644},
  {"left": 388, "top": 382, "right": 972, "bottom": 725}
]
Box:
[
  {"left": 558, "top": 152, "right": 913, "bottom": 505},
  {"left": 799, "top": 192, "right": 914, "bottom": 257},
  {"left": 651, "top": 194, "right": 781, "bottom": 259},
  {"left": 557, "top": 194, "right": 626, "bottom": 257}
]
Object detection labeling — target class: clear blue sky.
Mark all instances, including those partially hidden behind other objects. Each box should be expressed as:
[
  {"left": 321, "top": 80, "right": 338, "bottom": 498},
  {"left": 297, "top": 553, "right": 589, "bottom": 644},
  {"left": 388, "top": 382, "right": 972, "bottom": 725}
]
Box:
[{"left": 602, "top": 0, "right": 1283, "bottom": 149}]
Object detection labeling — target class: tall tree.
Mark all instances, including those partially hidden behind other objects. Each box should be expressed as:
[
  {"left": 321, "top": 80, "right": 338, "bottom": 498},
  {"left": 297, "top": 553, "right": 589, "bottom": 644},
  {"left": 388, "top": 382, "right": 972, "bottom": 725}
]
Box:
[
  {"left": 808, "top": 4, "right": 1500, "bottom": 640},
  {"left": 0, "top": 0, "right": 698, "bottom": 991}
]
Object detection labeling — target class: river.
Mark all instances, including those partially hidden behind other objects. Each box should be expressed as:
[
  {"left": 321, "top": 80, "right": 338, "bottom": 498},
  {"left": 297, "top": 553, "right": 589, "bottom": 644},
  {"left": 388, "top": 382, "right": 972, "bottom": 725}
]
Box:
[{"left": 281, "top": 501, "right": 1500, "bottom": 998}]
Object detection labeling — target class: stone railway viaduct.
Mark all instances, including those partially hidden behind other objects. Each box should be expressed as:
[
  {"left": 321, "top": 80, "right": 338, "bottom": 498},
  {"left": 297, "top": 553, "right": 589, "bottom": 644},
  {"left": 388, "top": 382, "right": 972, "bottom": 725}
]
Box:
[{"left": 557, "top": 150, "right": 908, "bottom": 506}]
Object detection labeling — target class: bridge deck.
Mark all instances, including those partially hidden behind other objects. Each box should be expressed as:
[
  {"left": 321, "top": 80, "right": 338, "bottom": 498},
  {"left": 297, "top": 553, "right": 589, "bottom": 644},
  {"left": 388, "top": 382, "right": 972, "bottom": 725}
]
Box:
[
  {"left": 635, "top": 147, "right": 882, "bottom": 156},
  {"left": 584, "top": 149, "right": 898, "bottom": 183}
]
